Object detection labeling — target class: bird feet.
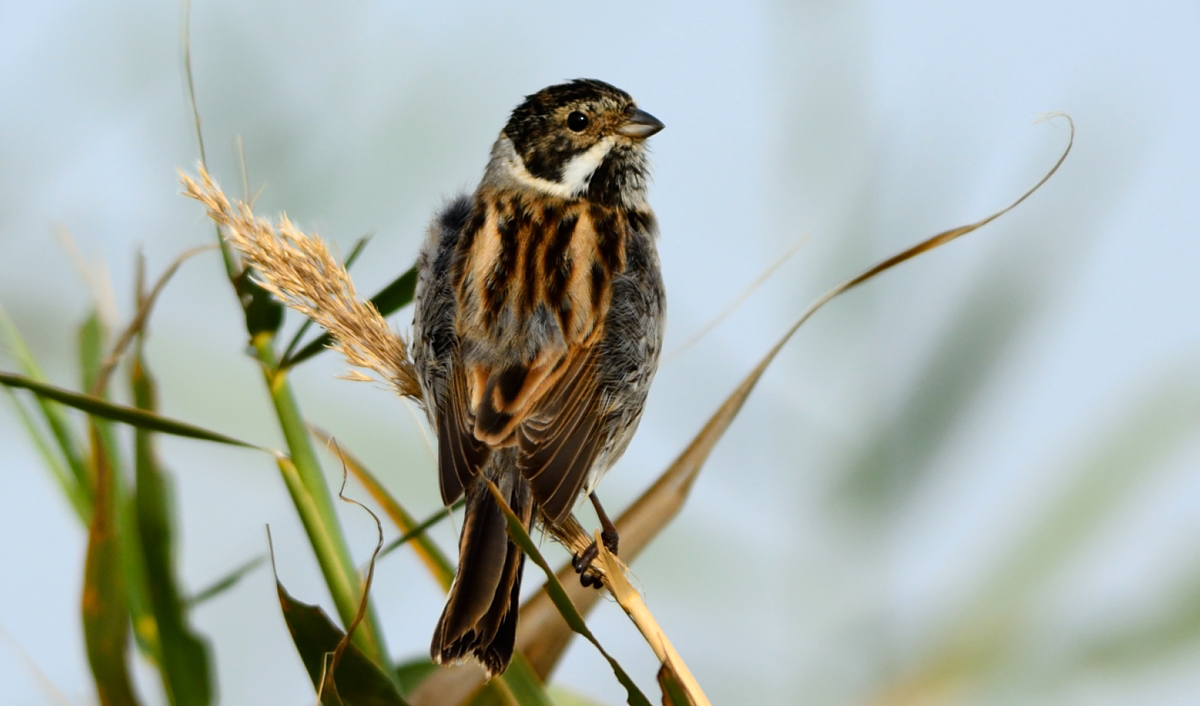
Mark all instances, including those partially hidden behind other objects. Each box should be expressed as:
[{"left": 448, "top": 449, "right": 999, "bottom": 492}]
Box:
[
  {"left": 573, "top": 492, "right": 619, "bottom": 589},
  {"left": 573, "top": 527, "right": 618, "bottom": 588}
]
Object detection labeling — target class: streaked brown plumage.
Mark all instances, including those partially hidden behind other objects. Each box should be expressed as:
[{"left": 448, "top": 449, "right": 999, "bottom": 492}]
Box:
[{"left": 414, "top": 79, "right": 665, "bottom": 676}]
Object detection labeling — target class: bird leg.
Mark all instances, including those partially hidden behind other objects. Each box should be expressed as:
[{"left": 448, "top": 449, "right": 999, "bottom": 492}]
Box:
[{"left": 573, "top": 492, "right": 620, "bottom": 588}]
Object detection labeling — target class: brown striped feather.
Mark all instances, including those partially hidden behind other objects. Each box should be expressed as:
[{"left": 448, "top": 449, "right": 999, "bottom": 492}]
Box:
[
  {"left": 436, "top": 365, "right": 489, "bottom": 505},
  {"left": 447, "top": 189, "right": 630, "bottom": 521}
]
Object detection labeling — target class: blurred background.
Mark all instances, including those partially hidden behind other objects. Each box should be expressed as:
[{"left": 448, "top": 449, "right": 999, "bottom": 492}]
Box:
[{"left": 2, "top": 1, "right": 1199, "bottom": 704}]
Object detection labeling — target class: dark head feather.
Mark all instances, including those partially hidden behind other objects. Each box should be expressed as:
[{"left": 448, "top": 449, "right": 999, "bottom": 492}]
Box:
[{"left": 501, "top": 79, "right": 651, "bottom": 196}]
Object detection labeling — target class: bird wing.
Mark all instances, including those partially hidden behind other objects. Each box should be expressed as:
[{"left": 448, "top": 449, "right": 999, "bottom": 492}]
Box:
[
  {"left": 514, "top": 345, "right": 607, "bottom": 525},
  {"left": 441, "top": 341, "right": 606, "bottom": 527},
  {"left": 453, "top": 334, "right": 606, "bottom": 526},
  {"left": 436, "top": 362, "right": 490, "bottom": 505}
]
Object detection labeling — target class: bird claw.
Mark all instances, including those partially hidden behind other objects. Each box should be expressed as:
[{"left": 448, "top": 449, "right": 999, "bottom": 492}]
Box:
[
  {"left": 573, "top": 529, "right": 619, "bottom": 589},
  {"left": 573, "top": 543, "right": 601, "bottom": 588}
]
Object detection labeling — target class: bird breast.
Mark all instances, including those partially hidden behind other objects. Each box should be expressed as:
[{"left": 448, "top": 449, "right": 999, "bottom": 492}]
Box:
[{"left": 452, "top": 192, "right": 633, "bottom": 359}]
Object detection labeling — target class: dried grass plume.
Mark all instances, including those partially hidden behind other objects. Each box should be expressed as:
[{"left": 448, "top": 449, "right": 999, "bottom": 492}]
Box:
[{"left": 180, "top": 165, "right": 421, "bottom": 400}]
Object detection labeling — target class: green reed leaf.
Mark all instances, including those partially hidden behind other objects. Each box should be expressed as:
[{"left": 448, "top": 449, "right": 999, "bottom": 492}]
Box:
[
  {"left": 187, "top": 556, "right": 265, "bottom": 607},
  {"left": 82, "top": 425, "right": 143, "bottom": 706},
  {"left": 0, "top": 305, "right": 91, "bottom": 516},
  {"left": 0, "top": 371, "right": 262, "bottom": 449},
  {"left": 274, "top": 568, "right": 409, "bottom": 706},
  {"left": 393, "top": 660, "right": 439, "bottom": 699},
  {"left": 131, "top": 349, "right": 213, "bottom": 706}
]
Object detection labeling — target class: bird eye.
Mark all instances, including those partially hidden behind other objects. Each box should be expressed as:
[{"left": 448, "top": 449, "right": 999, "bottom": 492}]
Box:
[{"left": 567, "top": 111, "right": 589, "bottom": 132}]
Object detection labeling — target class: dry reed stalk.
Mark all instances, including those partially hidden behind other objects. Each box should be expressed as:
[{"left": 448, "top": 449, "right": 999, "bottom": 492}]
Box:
[{"left": 180, "top": 166, "right": 421, "bottom": 400}]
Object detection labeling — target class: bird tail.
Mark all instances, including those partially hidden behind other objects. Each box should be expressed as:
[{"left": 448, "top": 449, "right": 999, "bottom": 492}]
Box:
[{"left": 431, "top": 454, "right": 532, "bottom": 677}]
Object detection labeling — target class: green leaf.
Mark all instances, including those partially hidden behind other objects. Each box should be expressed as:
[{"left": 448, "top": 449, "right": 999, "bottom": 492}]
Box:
[
  {"left": 131, "top": 350, "right": 213, "bottom": 706},
  {"left": 82, "top": 426, "right": 143, "bottom": 706},
  {"left": 0, "top": 306, "right": 90, "bottom": 516},
  {"left": 495, "top": 654, "right": 556, "bottom": 706},
  {"left": 78, "top": 311, "right": 123, "bottom": 481},
  {"left": 461, "top": 654, "right": 557, "bottom": 706},
  {"left": 1, "top": 384, "right": 91, "bottom": 521},
  {"left": 237, "top": 271, "right": 285, "bottom": 337},
  {"left": 545, "top": 686, "right": 612, "bottom": 706},
  {"left": 274, "top": 571, "right": 410, "bottom": 706},
  {"left": 485, "top": 481, "right": 653, "bottom": 706},
  {"left": 118, "top": 456, "right": 158, "bottom": 664},
  {"left": 0, "top": 306, "right": 92, "bottom": 517},
  {"left": 187, "top": 556, "right": 265, "bottom": 607},
  {"left": 264, "top": 367, "right": 388, "bottom": 663},
  {"left": 283, "top": 265, "right": 416, "bottom": 369},
  {"left": 0, "top": 371, "right": 262, "bottom": 449},
  {"left": 394, "top": 659, "right": 439, "bottom": 698},
  {"left": 78, "top": 310, "right": 107, "bottom": 394}
]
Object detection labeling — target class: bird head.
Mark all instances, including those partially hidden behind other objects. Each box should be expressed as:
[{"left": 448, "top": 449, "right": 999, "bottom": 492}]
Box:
[{"left": 486, "top": 79, "right": 664, "bottom": 206}]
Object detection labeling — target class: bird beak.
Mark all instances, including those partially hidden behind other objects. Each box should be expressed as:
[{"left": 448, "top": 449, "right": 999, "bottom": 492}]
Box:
[{"left": 616, "top": 108, "right": 665, "bottom": 139}]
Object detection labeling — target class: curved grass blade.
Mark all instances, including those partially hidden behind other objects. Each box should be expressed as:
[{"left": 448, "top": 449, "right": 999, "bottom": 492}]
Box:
[
  {"left": 282, "top": 266, "right": 417, "bottom": 370},
  {"left": 500, "top": 115, "right": 1078, "bottom": 684},
  {"left": 322, "top": 445, "right": 398, "bottom": 701},
  {"left": 91, "top": 247, "right": 214, "bottom": 398},
  {"left": 0, "top": 371, "right": 263, "bottom": 450},
  {"left": 309, "top": 426, "right": 456, "bottom": 590},
  {"left": 131, "top": 349, "right": 213, "bottom": 706},
  {"left": 630, "top": 114, "right": 1076, "bottom": 544}
]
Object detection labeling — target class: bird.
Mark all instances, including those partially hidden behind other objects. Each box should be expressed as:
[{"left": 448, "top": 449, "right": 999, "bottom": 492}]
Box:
[{"left": 412, "top": 78, "right": 666, "bottom": 677}]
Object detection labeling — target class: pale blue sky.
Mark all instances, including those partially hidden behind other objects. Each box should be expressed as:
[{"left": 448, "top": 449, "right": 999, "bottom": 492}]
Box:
[{"left": 2, "top": 2, "right": 1198, "bottom": 704}]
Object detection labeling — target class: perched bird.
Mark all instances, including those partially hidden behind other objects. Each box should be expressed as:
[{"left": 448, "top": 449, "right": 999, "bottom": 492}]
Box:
[{"left": 412, "top": 79, "right": 666, "bottom": 676}]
